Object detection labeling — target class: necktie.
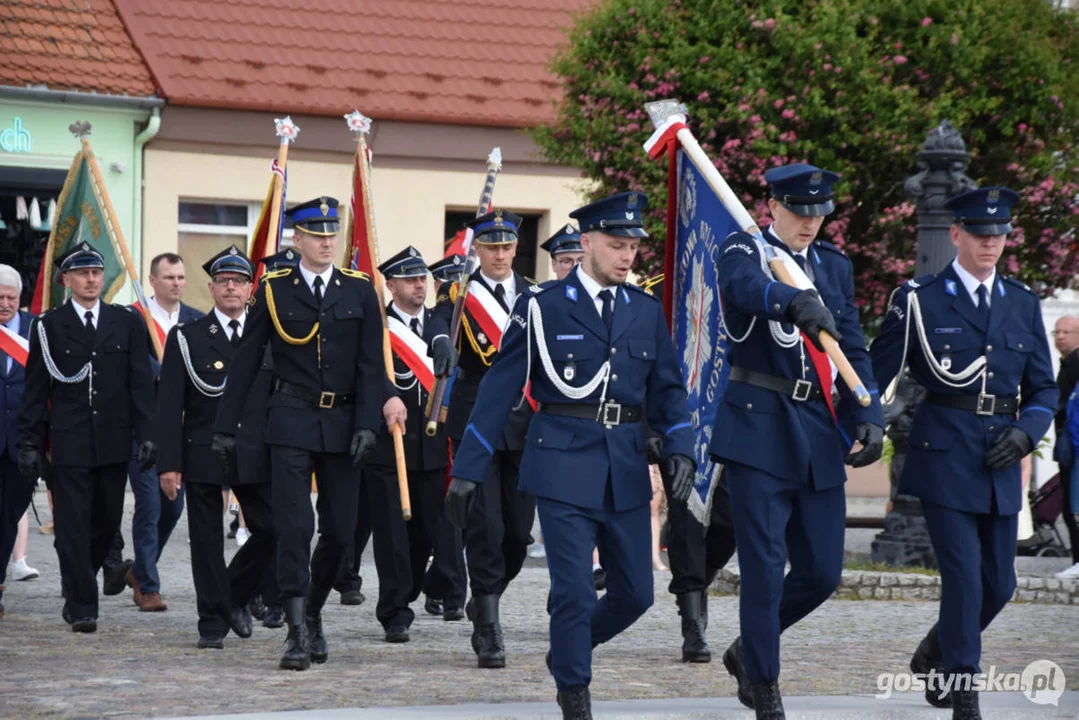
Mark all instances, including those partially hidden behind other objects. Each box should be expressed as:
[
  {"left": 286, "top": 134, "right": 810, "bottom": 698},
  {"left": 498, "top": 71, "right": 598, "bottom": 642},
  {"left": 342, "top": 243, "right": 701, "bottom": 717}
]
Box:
[
  {"left": 410, "top": 317, "right": 422, "bottom": 337},
  {"left": 600, "top": 289, "right": 614, "bottom": 332},
  {"left": 313, "top": 275, "right": 324, "bottom": 306},
  {"left": 84, "top": 310, "right": 96, "bottom": 346},
  {"left": 493, "top": 283, "right": 506, "bottom": 308},
  {"left": 793, "top": 254, "right": 808, "bottom": 274},
  {"left": 976, "top": 284, "right": 990, "bottom": 317},
  {"left": 228, "top": 319, "right": 241, "bottom": 348}
]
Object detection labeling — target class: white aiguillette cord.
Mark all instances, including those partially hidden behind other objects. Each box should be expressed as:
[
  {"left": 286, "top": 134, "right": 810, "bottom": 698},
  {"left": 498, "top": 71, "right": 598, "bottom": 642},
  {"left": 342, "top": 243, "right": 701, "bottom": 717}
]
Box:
[
  {"left": 177, "top": 327, "right": 226, "bottom": 397},
  {"left": 518, "top": 297, "right": 612, "bottom": 411},
  {"left": 37, "top": 320, "right": 93, "bottom": 405}
]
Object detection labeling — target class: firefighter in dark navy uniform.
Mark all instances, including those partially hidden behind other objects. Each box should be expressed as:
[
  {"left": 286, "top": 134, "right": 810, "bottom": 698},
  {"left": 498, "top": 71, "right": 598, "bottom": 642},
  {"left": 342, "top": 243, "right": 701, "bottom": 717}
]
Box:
[{"left": 213, "top": 196, "right": 405, "bottom": 671}]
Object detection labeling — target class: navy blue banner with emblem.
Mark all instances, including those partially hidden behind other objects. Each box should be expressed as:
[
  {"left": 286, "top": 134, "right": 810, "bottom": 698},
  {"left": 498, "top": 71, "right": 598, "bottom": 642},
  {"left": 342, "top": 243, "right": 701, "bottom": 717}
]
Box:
[{"left": 671, "top": 149, "right": 737, "bottom": 524}]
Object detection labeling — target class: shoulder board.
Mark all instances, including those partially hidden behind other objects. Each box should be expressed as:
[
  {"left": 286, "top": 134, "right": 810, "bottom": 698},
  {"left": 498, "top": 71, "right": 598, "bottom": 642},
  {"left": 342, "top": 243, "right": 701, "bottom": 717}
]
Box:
[
  {"left": 639, "top": 273, "right": 664, "bottom": 293},
  {"left": 448, "top": 281, "right": 461, "bottom": 304},
  {"left": 261, "top": 268, "right": 292, "bottom": 281},
  {"left": 1003, "top": 276, "right": 1036, "bottom": 295},
  {"left": 339, "top": 268, "right": 370, "bottom": 281},
  {"left": 625, "top": 283, "right": 659, "bottom": 301},
  {"left": 813, "top": 240, "right": 849, "bottom": 259},
  {"left": 904, "top": 273, "right": 939, "bottom": 290}
]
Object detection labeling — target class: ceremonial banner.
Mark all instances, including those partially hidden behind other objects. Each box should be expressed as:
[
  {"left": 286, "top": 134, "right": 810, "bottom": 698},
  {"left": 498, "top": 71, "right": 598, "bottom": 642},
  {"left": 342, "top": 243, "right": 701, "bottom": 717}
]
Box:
[
  {"left": 130, "top": 300, "right": 168, "bottom": 349},
  {"left": 669, "top": 149, "right": 735, "bottom": 524},
  {"left": 249, "top": 159, "right": 287, "bottom": 286}
]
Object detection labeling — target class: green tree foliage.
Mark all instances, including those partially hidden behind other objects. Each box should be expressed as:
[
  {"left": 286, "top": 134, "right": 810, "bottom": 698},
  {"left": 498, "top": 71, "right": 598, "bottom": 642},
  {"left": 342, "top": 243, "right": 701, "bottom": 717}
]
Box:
[{"left": 536, "top": 0, "right": 1079, "bottom": 321}]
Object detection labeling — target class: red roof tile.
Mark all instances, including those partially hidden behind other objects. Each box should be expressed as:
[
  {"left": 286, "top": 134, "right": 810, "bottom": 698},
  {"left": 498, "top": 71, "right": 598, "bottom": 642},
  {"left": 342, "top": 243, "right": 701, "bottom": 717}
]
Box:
[
  {"left": 113, "top": 0, "right": 591, "bottom": 128},
  {"left": 0, "top": 0, "right": 157, "bottom": 97}
]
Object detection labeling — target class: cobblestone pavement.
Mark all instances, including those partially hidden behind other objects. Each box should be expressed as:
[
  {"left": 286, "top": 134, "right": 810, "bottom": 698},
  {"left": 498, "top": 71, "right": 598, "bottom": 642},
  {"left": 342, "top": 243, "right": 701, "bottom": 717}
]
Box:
[{"left": 0, "top": 491, "right": 1076, "bottom": 719}]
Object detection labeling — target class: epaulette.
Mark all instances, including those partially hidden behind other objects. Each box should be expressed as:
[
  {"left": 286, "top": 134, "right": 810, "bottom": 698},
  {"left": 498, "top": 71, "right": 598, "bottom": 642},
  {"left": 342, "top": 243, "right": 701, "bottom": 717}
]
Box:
[
  {"left": 625, "top": 283, "right": 660, "bottom": 301},
  {"left": 813, "top": 240, "right": 851, "bottom": 261},
  {"left": 638, "top": 273, "right": 664, "bottom": 295},
  {"left": 339, "top": 268, "right": 370, "bottom": 281},
  {"left": 526, "top": 278, "right": 543, "bottom": 295},
  {"left": 261, "top": 267, "right": 292, "bottom": 282},
  {"left": 1003, "top": 276, "right": 1036, "bottom": 295},
  {"left": 904, "top": 273, "right": 939, "bottom": 290}
]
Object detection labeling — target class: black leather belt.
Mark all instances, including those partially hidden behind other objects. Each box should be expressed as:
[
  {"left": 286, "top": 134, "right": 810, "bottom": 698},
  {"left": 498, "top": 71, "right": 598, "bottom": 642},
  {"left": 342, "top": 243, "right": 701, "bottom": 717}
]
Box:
[
  {"left": 729, "top": 367, "right": 825, "bottom": 402},
  {"left": 927, "top": 392, "right": 1018, "bottom": 416},
  {"left": 274, "top": 378, "right": 354, "bottom": 409},
  {"left": 539, "top": 401, "right": 643, "bottom": 427}
]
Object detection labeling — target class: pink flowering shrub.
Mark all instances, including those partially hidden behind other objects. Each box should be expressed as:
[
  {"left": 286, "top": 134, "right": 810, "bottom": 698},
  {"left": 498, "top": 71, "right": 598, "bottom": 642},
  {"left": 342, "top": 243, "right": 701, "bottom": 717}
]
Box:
[{"left": 534, "top": 0, "right": 1079, "bottom": 324}]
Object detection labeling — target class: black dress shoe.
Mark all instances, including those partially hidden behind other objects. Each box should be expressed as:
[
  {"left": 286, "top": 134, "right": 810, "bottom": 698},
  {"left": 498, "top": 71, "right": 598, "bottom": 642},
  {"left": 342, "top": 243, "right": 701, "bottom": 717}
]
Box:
[
  {"left": 307, "top": 610, "right": 328, "bottom": 664},
  {"left": 102, "top": 559, "right": 133, "bottom": 596},
  {"left": 472, "top": 594, "right": 505, "bottom": 668},
  {"left": 593, "top": 568, "right": 607, "bottom": 591},
  {"left": 676, "top": 591, "right": 711, "bottom": 663},
  {"left": 442, "top": 606, "right": 465, "bottom": 622},
  {"left": 229, "top": 606, "right": 253, "bottom": 638},
  {"left": 198, "top": 633, "right": 225, "bottom": 649},
  {"left": 263, "top": 606, "right": 285, "bottom": 629},
  {"left": 910, "top": 624, "right": 952, "bottom": 708},
  {"left": 722, "top": 637, "right": 754, "bottom": 709},
  {"left": 339, "top": 589, "right": 365, "bottom": 606},
  {"left": 951, "top": 689, "right": 982, "bottom": 719},
  {"left": 750, "top": 682, "right": 785, "bottom": 719},
  {"left": 385, "top": 626, "right": 410, "bottom": 643},
  {"left": 248, "top": 594, "right": 267, "bottom": 621},
  {"left": 71, "top": 617, "right": 97, "bottom": 633},
  {"left": 61, "top": 605, "right": 73, "bottom": 626},
  {"left": 424, "top": 596, "right": 443, "bottom": 616},
  {"left": 556, "top": 686, "right": 592, "bottom": 720},
  {"left": 280, "top": 598, "right": 310, "bottom": 671}
]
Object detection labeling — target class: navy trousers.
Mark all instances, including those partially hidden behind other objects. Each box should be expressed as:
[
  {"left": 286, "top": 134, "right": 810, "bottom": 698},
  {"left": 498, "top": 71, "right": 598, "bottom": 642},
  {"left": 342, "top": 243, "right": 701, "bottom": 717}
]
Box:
[
  {"left": 921, "top": 500, "right": 1017, "bottom": 674},
  {"left": 539, "top": 480, "right": 653, "bottom": 692},
  {"left": 726, "top": 461, "right": 845, "bottom": 685},
  {"left": 129, "top": 438, "right": 184, "bottom": 594}
]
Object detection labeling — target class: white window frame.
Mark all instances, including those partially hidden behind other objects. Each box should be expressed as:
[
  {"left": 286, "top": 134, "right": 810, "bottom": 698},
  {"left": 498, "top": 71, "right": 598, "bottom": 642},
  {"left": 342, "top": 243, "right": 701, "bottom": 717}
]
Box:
[{"left": 178, "top": 200, "right": 295, "bottom": 246}]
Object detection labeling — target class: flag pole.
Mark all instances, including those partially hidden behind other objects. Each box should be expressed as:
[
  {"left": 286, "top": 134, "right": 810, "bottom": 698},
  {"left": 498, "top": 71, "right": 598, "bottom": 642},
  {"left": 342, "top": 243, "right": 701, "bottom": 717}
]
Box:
[
  {"left": 346, "top": 111, "right": 412, "bottom": 521},
  {"left": 72, "top": 123, "right": 163, "bottom": 363},
  {"left": 643, "top": 99, "right": 871, "bottom": 408},
  {"left": 266, "top": 117, "right": 299, "bottom": 257}
]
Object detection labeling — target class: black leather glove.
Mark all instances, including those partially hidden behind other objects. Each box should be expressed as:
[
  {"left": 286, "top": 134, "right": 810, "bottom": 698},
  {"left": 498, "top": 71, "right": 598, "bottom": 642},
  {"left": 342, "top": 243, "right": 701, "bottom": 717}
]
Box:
[
  {"left": 212, "top": 433, "right": 236, "bottom": 475},
  {"left": 845, "top": 423, "right": 884, "bottom": 468},
  {"left": 663, "top": 453, "right": 696, "bottom": 504},
  {"left": 350, "top": 428, "right": 377, "bottom": 467},
  {"left": 645, "top": 436, "right": 664, "bottom": 465},
  {"left": 431, "top": 336, "right": 459, "bottom": 377},
  {"left": 136, "top": 441, "right": 157, "bottom": 471},
  {"left": 445, "top": 477, "right": 478, "bottom": 529},
  {"left": 17, "top": 447, "right": 43, "bottom": 482},
  {"left": 984, "top": 426, "right": 1033, "bottom": 471},
  {"left": 1054, "top": 430, "right": 1074, "bottom": 469},
  {"left": 786, "top": 289, "right": 842, "bottom": 351}
]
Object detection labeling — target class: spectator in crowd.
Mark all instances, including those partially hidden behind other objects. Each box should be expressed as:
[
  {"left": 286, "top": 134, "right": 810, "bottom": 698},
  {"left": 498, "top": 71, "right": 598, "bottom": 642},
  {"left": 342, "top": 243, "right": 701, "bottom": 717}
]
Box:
[{"left": 1053, "top": 315, "right": 1079, "bottom": 580}]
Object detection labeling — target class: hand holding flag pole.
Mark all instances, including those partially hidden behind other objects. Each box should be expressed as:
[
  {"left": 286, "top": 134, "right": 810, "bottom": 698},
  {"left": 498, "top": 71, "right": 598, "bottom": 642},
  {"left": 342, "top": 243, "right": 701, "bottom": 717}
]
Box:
[
  {"left": 345, "top": 110, "right": 412, "bottom": 521},
  {"left": 643, "top": 99, "right": 871, "bottom": 407}
]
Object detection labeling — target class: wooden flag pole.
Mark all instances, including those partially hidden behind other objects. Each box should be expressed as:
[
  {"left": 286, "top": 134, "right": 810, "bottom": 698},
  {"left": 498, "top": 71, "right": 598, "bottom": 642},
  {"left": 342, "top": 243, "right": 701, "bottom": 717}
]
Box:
[
  {"left": 78, "top": 132, "right": 163, "bottom": 363},
  {"left": 347, "top": 112, "right": 412, "bottom": 521}
]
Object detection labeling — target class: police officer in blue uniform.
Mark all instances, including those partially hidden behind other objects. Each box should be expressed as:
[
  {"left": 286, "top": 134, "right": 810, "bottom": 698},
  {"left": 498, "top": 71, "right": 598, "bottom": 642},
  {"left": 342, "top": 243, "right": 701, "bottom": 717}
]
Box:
[
  {"left": 871, "top": 187, "right": 1057, "bottom": 720},
  {"left": 710, "top": 164, "right": 885, "bottom": 719},
  {"left": 427, "top": 210, "right": 539, "bottom": 669},
  {"left": 445, "top": 191, "right": 696, "bottom": 720},
  {"left": 213, "top": 197, "right": 395, "bottom": 671},
  {"left": 541, "top": 223, "right": 585, "bottom": 283}
]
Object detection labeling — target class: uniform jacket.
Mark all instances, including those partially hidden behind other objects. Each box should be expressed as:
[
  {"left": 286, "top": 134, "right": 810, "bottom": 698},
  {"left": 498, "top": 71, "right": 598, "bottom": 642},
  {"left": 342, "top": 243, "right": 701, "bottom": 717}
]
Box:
[
  {"left": 870, "top": 264, "right": 1057, "bottom": 514},
  {"left": 368, "top": 303, "right": 448, "bottom": 471},
  {"left": 450, "top": 267, "right": 694, "bottom": 512},
  {"left": 429, "top": 270, "right": 535, "bottom": 448},
  {"left": 156, "top": 311, "right": 272, "bottom": 486},
  {"left": 0, "top": 310, "right": 33, "bottom": 460},
  {"left": 708, "top": 227, "right": 884, "bottom": 489},
  {"left": 214, "top": 266, "right": 386, "bottom": 455},
  {"left": 18, "top": 301, "right": 155, "bottom": 467}
]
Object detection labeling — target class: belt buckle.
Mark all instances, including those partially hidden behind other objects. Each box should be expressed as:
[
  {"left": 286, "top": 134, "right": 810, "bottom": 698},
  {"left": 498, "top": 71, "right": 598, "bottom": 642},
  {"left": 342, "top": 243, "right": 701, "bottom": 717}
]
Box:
[
  {"left": 976, "top": 393, "right": 996, "bottom": 416},
  {"left": 792, "top": 379, "right": 813, "bottom": 402},
  {"left": 599, "top": 401, "right": 622, "bottom": 428},
  {"left": 319, "top": 391, "right": 336, "bottom": 409}
]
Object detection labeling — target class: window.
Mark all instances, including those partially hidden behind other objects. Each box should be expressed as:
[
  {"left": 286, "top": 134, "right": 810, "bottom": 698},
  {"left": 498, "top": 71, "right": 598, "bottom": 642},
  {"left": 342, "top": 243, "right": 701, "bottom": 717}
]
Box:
[
  {"left": 176, "top": 200, "right": 296, "bottom": 310},
  {"left": 443, "top": 210, "right": 540, "bottom": 280}
]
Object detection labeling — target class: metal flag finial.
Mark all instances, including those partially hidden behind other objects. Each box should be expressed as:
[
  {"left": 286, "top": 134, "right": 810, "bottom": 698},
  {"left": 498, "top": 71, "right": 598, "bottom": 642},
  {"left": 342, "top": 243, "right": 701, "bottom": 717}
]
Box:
[
  {"left": 344, "top": 110, "right": 372, "bottom": 137},
  {"left": 644, "top": 99, "right": 689, "bottom": 130},
  {"left": 69, "top": 121, "right": 92, "bottom": 139},
  {"left": 487, "top": 147, "right": 503, "bottom": 172},
  {"left": 275, "top": 116, "right": 300, "bottom": 143}
]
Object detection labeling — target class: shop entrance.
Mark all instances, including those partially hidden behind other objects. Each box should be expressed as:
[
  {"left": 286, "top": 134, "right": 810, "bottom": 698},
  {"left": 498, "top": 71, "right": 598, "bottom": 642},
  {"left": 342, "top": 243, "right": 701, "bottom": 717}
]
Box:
[{"left": 0, "top": 166, "right": 66, "bottom": 307}]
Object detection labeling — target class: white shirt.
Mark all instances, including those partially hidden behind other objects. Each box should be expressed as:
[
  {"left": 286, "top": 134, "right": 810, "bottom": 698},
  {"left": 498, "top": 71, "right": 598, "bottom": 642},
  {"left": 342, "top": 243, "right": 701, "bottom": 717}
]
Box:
[
  {"left": 574, "top": 265, "right": 619, "bottom": 320},
  {"left": 480, "top": 272, "right": 516, "bottom": 309},
  {"left": 213, "top": 307, "right": 245, "bottom": 343},
  {"left": 3, "top": 312, "right": 19, "bottom": 373},
  {"left": 769, "top": 225, "right": 815, "bottom": 282},
  {"left": 391, "top": 302, "right": 424, "bottom": 336},
  {"left": 71, "top": 299, "right": 101, "bottom": 329},
  {"left": 299, "top": 263, "right": 334, "bottom": 298},
  {"left": 148, "top": 296, "right": 181, "bottom": 334},
  {"left": 951, "top": 258, "right": 995, "bottom": 309}
]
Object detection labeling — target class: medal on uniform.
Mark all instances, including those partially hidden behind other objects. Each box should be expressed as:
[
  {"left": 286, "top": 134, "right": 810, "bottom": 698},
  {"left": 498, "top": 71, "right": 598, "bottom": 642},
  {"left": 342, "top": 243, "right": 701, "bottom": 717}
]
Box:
[
  {"left": 477, "top": 332, "right": 488, "bottom": 346},
  {"left": 209, "top": 324, "right": 218, "bottom": 335},
  {"left": 213, "top": 360, "right": 224, "bottom": 369},
  {"left": 563, "top": 362, "right": 576, "bottom": 381},
  {"left": 941, "top": 355, "right": 952, "bottom": 371}
]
